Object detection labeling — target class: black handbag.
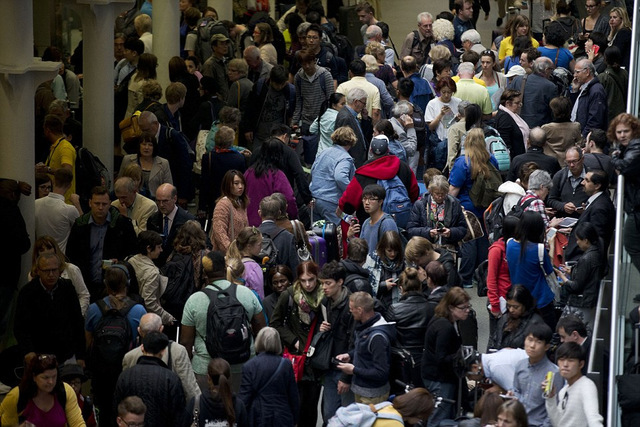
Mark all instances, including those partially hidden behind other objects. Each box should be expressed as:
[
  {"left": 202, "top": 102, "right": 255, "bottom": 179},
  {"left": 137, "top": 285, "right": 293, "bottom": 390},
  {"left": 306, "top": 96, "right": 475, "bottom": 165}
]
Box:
[{"left": 307, "top": 306, "right": 333, "bottom": 371}]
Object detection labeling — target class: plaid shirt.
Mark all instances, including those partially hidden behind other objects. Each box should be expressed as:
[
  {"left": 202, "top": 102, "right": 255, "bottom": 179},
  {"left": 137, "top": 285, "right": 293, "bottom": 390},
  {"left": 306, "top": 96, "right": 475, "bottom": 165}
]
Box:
[{"left": 522, "top": 190, "right": 550, "bottom": 228}]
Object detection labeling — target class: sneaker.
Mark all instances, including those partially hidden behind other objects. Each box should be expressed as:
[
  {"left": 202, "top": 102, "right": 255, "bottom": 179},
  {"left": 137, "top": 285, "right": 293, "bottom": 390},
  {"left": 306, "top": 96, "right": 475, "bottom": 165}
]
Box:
[
  {"left": 497, "top": 17, "right": 503, "bottom": 27},
  {"left": 463, "top": 283, "right": 474, "bottom": 289}
]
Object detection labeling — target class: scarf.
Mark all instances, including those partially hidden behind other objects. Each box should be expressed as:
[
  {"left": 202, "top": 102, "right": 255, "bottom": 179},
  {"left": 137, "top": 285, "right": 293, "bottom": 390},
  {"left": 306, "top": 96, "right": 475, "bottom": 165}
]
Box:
[
  {"left": 499, "top": 104, "right": 529, "bottom": 150},
  {"left": 292, "top": 281, "right": 324, "bottom": 325}
]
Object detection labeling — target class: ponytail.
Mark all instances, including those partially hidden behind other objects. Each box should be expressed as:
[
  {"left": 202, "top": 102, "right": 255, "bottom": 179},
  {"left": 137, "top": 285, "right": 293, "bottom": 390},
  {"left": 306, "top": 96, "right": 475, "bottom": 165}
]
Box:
[{"left": 208, "top": 358, "right": 235, "bottom": 426}]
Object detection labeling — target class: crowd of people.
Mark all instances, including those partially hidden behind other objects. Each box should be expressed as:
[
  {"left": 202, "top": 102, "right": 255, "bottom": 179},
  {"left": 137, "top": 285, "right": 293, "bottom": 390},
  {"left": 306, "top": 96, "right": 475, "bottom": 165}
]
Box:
[{"left": 1, "top": 0, "right": 639, "bottom": 425}]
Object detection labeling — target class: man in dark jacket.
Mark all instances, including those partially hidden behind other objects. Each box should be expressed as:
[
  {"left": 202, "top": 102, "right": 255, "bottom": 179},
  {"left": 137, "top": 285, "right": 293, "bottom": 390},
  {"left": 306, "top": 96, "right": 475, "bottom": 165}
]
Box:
[
  {"left": 318, "top": 261, "right": 356, "bottom": 420},
  {"left": 67, "top": 186, "right": 137, "bottom": 300},
  {"left": 507, "top": 127, "right": 561, "bottom": 182},
  {"left": 15, "top": 253, "right": 85, "bottom": 365},
  {"left": 258, "top": 195, "right": 299, "bottom": 274},
  {"left": 508, "top": 57, "right": 557, "bottom": 129},
  {"left": 114, "top": 332, "right": 188, "bottom": 427},
  {"left": 336, "top": 292, "right": 396, "bottom": 404},
  {"left": 564, "top": 170, "right": 614, "bottom": 261},
  {"left": 570, "top": 58, "right": 608, "bottom": 137},
  {"left": 335, "top": 87, "right": 371, "bottom": 168},
  {"left": 547, "top": 146, "right": 590, "bottom": 219}
]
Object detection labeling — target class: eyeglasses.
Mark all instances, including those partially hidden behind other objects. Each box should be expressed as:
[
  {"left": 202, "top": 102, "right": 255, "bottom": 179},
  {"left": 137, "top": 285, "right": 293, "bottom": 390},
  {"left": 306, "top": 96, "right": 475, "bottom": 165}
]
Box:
[
  {"left": 565, "top": 159, "right": 582, "bottom": 165},
  {"left": 456, "top": 304, "right": 472, "bottom": 311},
  {"left": 118, "top": 419, "right": 145, "bottom": 427},
  {"left": 362, "top": 196, "right": 380, "bottom": 202},
  {"left": 574, "top": 68, "right": 586, "bottom": 74}
]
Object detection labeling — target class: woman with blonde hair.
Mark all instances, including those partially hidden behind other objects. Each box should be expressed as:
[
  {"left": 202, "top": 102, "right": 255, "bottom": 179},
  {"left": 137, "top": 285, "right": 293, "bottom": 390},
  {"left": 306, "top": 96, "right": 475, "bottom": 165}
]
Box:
[
  {"left": 253, "top": 23, "right": 278, "bottom": 66},
  {"left": 227, "top": 226, "right": 265, "bottom": 299},
  {"left": 607, "top": 7, "right": 632, "bottom": 69},
  {"left": 366, "top": 41, "right": 398, "bottom": 92},
  {"left": 449, "top": 127, "right": 500, "bottom": 288}
]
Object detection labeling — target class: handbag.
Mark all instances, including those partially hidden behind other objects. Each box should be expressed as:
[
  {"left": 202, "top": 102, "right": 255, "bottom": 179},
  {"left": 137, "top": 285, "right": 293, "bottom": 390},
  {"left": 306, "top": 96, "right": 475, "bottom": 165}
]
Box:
[
  {"left": 538, "top": 244, "right": 561, "bottom": 302},
  {"left": 190, "top": 392, "right": 200, "bottom": 427},
  {"left": 308, "top": 305, "right": 333, "bottom": 371},
  {"left": 460, "top": 207, "right": 484, "bottom": 244},
  {"left": 291, "top": 220, "right": 312, "bottom": 262},
  {"left": 302, "top": 133, "right": 320, "bottom": 165},
  {"left": 283, "top": 315, "right": 318, "bottom": 382},
  {"left": 119, "top": 111, "right": 142, "bottom": 143}
]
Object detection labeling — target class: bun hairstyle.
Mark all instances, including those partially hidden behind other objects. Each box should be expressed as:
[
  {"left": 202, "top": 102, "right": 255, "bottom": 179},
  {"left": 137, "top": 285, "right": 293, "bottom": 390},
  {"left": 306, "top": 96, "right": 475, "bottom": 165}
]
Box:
[{"left": 399, "top": 267, "right": 422, "bottom": 292}]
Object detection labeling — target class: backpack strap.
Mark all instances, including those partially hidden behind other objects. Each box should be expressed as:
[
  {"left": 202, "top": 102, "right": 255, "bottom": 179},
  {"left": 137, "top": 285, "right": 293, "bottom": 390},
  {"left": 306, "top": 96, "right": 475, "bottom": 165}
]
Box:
[
  {"left": 371, "top": 401, "right": 404, "bottom": 423},
  {"left": 519, "top": 74, "right": 528, "bottom": 98},
  {"left": 167, "top": 340, "right": 173, "bottom": 371}
]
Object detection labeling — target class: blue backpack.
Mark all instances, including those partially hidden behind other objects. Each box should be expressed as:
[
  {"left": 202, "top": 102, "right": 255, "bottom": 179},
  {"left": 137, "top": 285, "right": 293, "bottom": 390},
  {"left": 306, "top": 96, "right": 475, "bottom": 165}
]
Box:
[
  {"left": 328, "top": 401, "right": 403, "bottom": 427},
  {"left": 378, "top": 176, "right": 412, "bottom": 229},
  {"left": 484, "top": 126, "right": 510, "bottom": 172}
]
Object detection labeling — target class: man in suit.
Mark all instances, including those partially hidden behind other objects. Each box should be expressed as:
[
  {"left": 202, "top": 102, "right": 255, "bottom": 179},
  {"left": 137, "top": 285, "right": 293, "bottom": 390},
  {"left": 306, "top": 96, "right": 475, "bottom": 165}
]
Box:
[
  {"left": 335, "top": 87, "right": 370, "bottom": 168},
  {"left": 112, "top": 177, "right": 157, "bottom": 235},
  {"left": 556, "top": 315, "right": 590, "bottom": 374},
  {"left": 147, "top": 183, "right": 195, "bottom": 267},
  {"left": 563, "top": 170, "right": 614, "bottom": 261},
  {"left": 257, "top": 195, "right": 299, "bottom": 274}
]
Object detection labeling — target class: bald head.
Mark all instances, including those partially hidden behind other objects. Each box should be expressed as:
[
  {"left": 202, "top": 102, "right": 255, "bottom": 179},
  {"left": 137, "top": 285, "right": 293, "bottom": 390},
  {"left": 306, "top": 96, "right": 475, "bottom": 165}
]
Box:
[
  {"left": 532, "top": 57, "right": 554, "bottom": 77},
  {"left": 155, "top": 183, "right": 177, "bottom": 215},
  {"left": 528, "top": 127, "right": 547, "bottom": 148},
  {"left": 243, "top": 46, "right": 262, "bottom": 69},
  {"left": 138, "top": 313, "right": 163, "bottom": 338}
]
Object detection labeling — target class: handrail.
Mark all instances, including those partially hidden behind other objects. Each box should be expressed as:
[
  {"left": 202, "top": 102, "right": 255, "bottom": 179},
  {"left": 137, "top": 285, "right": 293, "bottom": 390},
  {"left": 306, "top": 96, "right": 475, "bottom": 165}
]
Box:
[
  {"left": 607, "top": 173, "right": 626, "bottom": 427},
  {"left": 628, "top": 0, "right": 640, "bottom": 117}
]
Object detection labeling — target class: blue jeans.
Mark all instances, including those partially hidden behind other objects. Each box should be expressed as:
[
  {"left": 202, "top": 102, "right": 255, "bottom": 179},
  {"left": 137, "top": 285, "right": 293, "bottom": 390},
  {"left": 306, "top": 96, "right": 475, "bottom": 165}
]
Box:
[
  {"left": 459, "top": 236, "right": 489, "bottom": 287},
  {"left": 423, "top": 379, "right": 457, "bottom": 427},
  {"left": 313, "top": 198, "right": 341, "bottom": 226},
  {"left": 322, "top": 370, "right": 355, "bottom": 424}
]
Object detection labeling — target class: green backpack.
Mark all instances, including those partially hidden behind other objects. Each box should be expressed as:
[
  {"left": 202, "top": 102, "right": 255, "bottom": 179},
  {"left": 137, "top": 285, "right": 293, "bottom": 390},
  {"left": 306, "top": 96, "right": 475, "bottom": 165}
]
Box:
[{"left": 469, "top": 162, "right": 503, "bottom": 208}]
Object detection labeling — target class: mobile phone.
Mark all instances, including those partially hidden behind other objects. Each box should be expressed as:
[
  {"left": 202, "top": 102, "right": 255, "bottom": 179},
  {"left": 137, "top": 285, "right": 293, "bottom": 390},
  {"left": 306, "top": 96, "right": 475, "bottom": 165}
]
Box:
[
  {"left": 437, "top": 227, "right": 445, "bottom": 232},
  {"left": 592, "top": 45, "right": 600, "bottom": 56},
  {"left": 576, "top": 206, "right": 584, "bottom": 212},
  {"left": 391, "top": 277, "right": 400, "bottom": 283},
  {"left": 332, "top": 357, "right": 342, "bottom": 365},
  {"left": 499, "top": 394, "right": 518, "bottom": 400}
]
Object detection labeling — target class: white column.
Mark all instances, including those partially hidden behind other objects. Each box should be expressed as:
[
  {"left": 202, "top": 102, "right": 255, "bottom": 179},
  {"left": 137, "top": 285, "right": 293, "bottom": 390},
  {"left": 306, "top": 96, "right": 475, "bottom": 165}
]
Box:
[
  {"left": 76, "top": 1, "right": 132, "bottom": 181},
  {"left": 209, "top": 0, "right": 233, "bottom": 21},
  {"left": 0, "top": 1, "right": 60, "bottom": 283},
  {"left": 153, "top": 1, "right": 180, "bottom": 96}
]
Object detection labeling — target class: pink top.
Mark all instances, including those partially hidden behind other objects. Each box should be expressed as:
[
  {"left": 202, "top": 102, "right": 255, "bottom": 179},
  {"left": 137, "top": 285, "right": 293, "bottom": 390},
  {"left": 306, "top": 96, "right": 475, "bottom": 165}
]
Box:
[{"left": 23, "top": 396, "right": 67, "bottom": 427}]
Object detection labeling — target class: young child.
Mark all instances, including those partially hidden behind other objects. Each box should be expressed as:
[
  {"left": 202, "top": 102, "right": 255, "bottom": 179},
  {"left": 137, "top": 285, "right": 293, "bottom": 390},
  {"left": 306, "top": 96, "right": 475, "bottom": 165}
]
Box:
[
  {"left": 59, "top": 364, "right": 97, "bottom": 427},
  {"left": 543, "top": 342, "right": 604, "bottom": 426},
  {"left": 510, "top": 323, "right": 564, "bottom": 427}
]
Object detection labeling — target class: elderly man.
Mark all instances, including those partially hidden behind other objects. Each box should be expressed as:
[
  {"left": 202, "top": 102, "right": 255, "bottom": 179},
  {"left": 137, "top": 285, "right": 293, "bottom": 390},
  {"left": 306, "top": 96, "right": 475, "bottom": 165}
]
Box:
[
  {"left": 15, "top": 252, "right": 86, "bottom": 365},
  {"left": 460, "top": 29, "right": 486, "bottom": 55},
  {"left": 508, "top": 57, "right": 557, "bottom": 129},
  {"left": 336, "top": 59, "right": 381, "bottom": 123},
  {"left": 570, "top": 59, "right": 608, "bottom": 137},
  {"left": 66, "top": 186, "right": 137, "bottom": 300},
  {"left": 335, "top": 87, "right": 369, "bottom": 168},
  {"left": 548, "top": 146, "right": 590, "bottom": 219},
  {"left": 138, "top": 111, "right": 193, "bottom": 205},
  {"left": 390, "top": 101, "right": 419, "bottom": 174},
  {"left": 507, "top": 127, "right": 561, "bottom": 182},
  {"left": 112, "top": 177, "right": 157, "bottom": 235},
  {"left": 122, "top": 313, "right": 200, "bottom": 401},
  {"left": 147, "top": 183, "right": 196, "bottom": 267},
  {"left": 244, "top": 45, "right": 273, "bottom": 84},
  {"left": 454, "top": 62, "right": 492, "bottom": 116},
  {"left": 400, "top": 12, "right": 434, "bottom": 67},
  {"left": 357, "top": 25, "right": 394, "bottom": 66},
  {"left": 134, "top": 14, "right": 152, "bottom": 53},
  {"left": 202, "top": 33, "right": 230, "bottom": 100}
]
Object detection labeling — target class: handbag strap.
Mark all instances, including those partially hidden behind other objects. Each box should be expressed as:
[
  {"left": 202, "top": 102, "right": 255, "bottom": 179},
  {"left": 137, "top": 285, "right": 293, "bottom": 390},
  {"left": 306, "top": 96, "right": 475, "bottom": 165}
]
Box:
[
  {"left": 229, "top": 198, "right": 235, "bottom": 240},
  {"left": 537, "top": 243, "right": 548, "bottom": 275},
  {"left": 192, "top": 393, "right": 200, "bottom": 426},
  {"left": 259, "top": 358, "right": 287, "bottom": 393},
  {"left": 303, "top": 315, "right": 319, "bottom": 354}
]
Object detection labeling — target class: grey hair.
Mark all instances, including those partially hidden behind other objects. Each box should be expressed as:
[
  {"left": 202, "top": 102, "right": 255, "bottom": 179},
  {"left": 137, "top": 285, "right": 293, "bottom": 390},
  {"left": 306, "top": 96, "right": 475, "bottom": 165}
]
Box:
[
  {"left": 528, "top": 127, "right": 547, "bottom": 148},
  {"left": 254, "top": 326, "right": 283, "bottom": 355},
  {"left": 457, "top": 62, "right": 475, "bottom": 77},
  {"left": 139, "top": 110, "right": 158, "bottom": 125},
  {"left": 243, "top": 45, "right": 260, "bottom": 60},
  {"left": 532, "top": 57, "right": 554, "bottom": 75},
  {"left": 114, "top": 176, "right": 137, "bottom": 193},
  {"left": 297, "top": 22, "right": 312, "bottom": 37},
  {"left": 139, "top": 313, "right": 163, "bottom": 337},
  {"left": 392, "top": 100, "right": 412, "bottom": 118},
  {"left": 528, "top": 169, "right": 553, "bottom": 191},
  {"left": 417, "top": 12, "right": 433, "bottom": 23},
  {"left": 458, "top": 100, "right": 471, "bottom": 115},
  {"left": 428, "top": 175, "right": 450, "bottom": 193},
  {"left": 362, "top": 54, "right": 379, "bottom": 73},
  {"left": 365, "top": 25, "right": 382, "bottom": 39},
  {"left": 432, "top": 18, "right": 454, "bottom": 42},
  {"left": 346, "top": 87, "right": 368, "bottom": 104},
  {"left": 576, "top": 59, "right": 596, "bottom": 76},
  {"left": 461, "top": 29, "right": 481, "bottom": 44}
]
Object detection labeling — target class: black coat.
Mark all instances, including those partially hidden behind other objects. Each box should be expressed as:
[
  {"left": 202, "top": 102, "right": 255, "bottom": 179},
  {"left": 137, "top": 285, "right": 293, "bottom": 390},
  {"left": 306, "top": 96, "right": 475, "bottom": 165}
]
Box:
[
  {"left": 238, "top": 352, "right": 300, "bottom": 427},
  {"left": 564, "top": 191, "right": 615, "bottom": 261},
  {"left": 387, "top": 292, "right": 430, "bottom": 353},
  {"left": 547, "top": 167, "right": 590, "bottom": 218},
  {"left": 407, "top": 194, "right": 468, "bottom": 246},
  {"left": 341, "top": 259, "right": 372, "bottom": 295},
  {"left": 488, "top": 310, "right": 544, "bottom": 350},
  {"left": 611, "top": 138, "right": 640, "bottom": 214},
  {"left": 147, "top": 206, "right": 196, "bottom": 267},
  {"left": 421, "top": 316, "right": 461, "bottom": 384},
  {"left": 186, "top": 390, "right": 249, "bottom": 427},
  {"left": 507, "top": 147, "right": 561, "bottom": 182},
  {"left": 114, "top": 356, "right": 188, "bottom": 427},
  {"left": 564, "top": 245, "right": 604, "bottom": 308},
  {"left": 335, "top": 106, "right": 369, "bottom": 168},
  {"left": 493, "top": 109, "right": 526, "bottom": 159}
]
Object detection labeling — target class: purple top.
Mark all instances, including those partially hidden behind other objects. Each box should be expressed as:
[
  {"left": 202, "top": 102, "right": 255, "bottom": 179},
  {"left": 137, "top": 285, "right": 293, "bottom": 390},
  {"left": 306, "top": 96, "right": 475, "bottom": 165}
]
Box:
[
  {"left": 244, "top": 168, "right": 297, "bottom": 226},
  {"left": 243, "top": 258, "right": 265, "bottom": 299},
  {"left": 23, "top": 396, "right": 67, "bottom": 427}
]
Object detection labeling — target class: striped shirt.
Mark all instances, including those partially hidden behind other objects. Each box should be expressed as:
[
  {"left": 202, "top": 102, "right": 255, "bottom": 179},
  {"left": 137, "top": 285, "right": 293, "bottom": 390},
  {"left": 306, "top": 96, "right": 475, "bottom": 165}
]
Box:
[{"left": 293, "top": 66, "right": 334, "bottom": 127}]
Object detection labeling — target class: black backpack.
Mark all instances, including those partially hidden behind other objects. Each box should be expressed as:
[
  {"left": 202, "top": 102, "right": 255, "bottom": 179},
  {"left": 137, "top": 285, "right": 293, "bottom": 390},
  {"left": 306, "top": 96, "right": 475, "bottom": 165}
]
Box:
[
  {"left": 344, "top": 273, "right": 373, "bottom": 296},
  {"left": 91, "top": 298, "right": 135, "bottom": 368},
  {"left": 202, "top": 284, "right": 252, "bottom": 364},
  {"left": 473, "top": 259, "right": 489, "bottom": 297},
  {"left": 160, "top": 252, "right": 196, "bottom": 320},
  {"left": 75, "top": 147, "right": 110, "bottom": 212},
  {"left": 484, "top": 195, "right": 535, "bottom": 243},
  {"left": 193, "top": 17, "right": 230, "bottom": 63},
  {"left": 256, "top": 228, "right": 283, "bottom": 276}
]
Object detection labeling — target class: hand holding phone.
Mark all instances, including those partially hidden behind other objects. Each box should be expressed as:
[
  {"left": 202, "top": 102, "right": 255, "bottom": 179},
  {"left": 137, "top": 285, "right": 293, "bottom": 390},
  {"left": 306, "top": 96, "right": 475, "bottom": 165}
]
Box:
[{"left": 592, "top": 45, "right": 600, "bottom": 56}]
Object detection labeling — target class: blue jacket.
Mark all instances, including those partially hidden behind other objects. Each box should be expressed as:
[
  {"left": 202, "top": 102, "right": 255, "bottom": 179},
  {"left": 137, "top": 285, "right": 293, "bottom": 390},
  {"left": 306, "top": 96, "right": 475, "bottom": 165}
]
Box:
[
  {"left": 310, "top": 144, "right": 355, "bottom": 204},
  {"left": 570, "top": 77, "right": 608, "bottom": 137},
  {"left": 348, "top": 313, "right": 396, "bottom": 397}
]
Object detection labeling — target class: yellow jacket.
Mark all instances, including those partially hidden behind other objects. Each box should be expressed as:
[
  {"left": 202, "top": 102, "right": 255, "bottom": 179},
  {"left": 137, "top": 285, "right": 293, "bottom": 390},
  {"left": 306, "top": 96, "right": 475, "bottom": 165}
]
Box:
[{"left": 0, "top": 382, "right": 86, "bottom": 427}]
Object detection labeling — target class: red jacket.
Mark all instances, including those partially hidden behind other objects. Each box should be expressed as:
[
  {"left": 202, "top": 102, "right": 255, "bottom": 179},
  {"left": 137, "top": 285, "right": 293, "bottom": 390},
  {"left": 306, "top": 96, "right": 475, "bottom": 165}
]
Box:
[
  {"left": 338, "top": 154, "right": 420, "bottom": 218},
  {"left": 487, "top": 238, "right": 511, "bottom": 313}
]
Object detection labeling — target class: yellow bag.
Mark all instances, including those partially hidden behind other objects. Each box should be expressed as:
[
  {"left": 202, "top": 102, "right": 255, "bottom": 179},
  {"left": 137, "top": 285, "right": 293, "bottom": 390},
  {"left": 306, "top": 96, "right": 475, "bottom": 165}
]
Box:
[{"left": 119, "top": 110, "right": 142, "bottom": 143}]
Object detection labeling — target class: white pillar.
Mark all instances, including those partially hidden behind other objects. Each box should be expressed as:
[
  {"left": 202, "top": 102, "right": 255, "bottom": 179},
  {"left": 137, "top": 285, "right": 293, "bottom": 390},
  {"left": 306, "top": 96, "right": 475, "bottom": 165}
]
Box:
[
  {"left": 209, "top": 0, "right": 233, "bottom": 21},
  {"left": 0, "top": 1, "right": 61, "bottom": 284},
  {"left": 76, "top": 1, "right": 132, "bottom": 181},
  {"left": 153, "top": 0, "right": 180, "bottom": 96}
]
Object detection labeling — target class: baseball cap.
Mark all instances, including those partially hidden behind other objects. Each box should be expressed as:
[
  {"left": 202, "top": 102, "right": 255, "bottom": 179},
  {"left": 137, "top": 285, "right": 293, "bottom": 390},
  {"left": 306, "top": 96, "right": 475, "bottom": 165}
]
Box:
[
  {"left": 210, "top": 33, "right": 230, "bottom": 43},
  {"left": 371, "top": 135, "right": 389, "bottom": 156},
  {"left": 505, "top": 65, "right": 526, "bottom": 78}
]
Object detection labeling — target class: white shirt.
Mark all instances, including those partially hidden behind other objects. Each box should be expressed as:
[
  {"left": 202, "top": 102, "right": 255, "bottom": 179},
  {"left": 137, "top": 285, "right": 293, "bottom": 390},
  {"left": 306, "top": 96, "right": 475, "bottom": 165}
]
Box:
[{"left": 35, "top": 192, "right": 80, "bottom": 253}]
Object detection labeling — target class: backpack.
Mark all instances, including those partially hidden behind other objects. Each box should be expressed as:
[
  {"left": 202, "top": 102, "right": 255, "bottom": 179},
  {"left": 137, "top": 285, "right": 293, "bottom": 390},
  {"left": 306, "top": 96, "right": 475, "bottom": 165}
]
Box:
[
  {"left": 202, "top": 284, "right": 252, "bottom": 364},
  {"left": 75, "top": 147, "right": 110, "bottom": 211},
  {"left": 484, "top": 127, "right": 510, "bottom": 172},
  {"left": 256, "top": 228, "right": 284, "bottom": 276},
  {"left": 328, "top": 401, "right": 403, "bottom": 427},
  {"left": 473, "top": 259, "right": 489, "bottom": 297},
  {"left": 160, "top": 252, "right": 195, "bottom": 319},
  {"left": 90, "top": 298, "right": 135, "bottom": 368},
  {"left": 377, "top": 176, "right": 412, "bottom": 229},
  {"left": 469, "top": 163, "right": 503, "bottom": 209},
  {"left": 484, "top": 194, "right": 535, "bottom": 243},
  {"left": 343, "top": 273, "right": 373, "bottom": 296},
  {"left": 193, "top": 17, "right": 230, "bottom": 62}
]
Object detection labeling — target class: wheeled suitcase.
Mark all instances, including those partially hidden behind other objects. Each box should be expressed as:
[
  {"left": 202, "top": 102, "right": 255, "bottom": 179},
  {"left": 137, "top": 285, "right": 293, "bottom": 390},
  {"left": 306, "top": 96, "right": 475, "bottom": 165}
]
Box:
[{"left": 312, "top": 222, "right": 341, "bottom": 262}]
